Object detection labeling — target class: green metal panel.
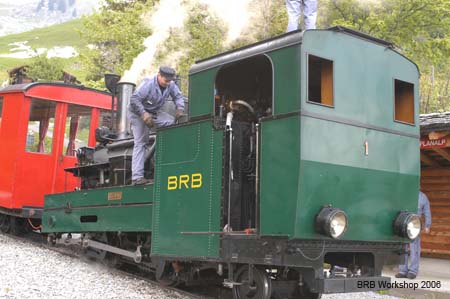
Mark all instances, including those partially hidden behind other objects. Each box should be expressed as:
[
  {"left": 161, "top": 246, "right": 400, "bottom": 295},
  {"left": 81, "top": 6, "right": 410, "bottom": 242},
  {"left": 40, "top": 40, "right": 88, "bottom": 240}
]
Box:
[
  {"left": 152, "top": 120, "right": 223, "bottom": 258},
  {"left": 188, "top": 47, "right": 301, "bottom": 119},
  {"left": 300, "top": 30, "right": 419, "bottom": 136},
  {"left": 296, "top": 160, "right": 418, "bottom": 241},
  {"left": 300, "top": 117, "right": 419, "bottom": 176},
  {"left": 268, "top": 46, "right": 301, "bottom": 115},
  {"left": 282, "top": 30, "right": 421, "bottom": 241},
  {"left": 188, "top": 68, "right": 219, "bottom": 118},
  {"left": 42, "top": 185, "right": 153, "bottom": 233},
  {"left": 258, "top": 30, "right": 420, "bottom": 241},
  {"left": 259, "top": 115, "right": 300, "bottom": 236},
  {"left": 298, "top": 115, "right": 419, "bottom": 241}
]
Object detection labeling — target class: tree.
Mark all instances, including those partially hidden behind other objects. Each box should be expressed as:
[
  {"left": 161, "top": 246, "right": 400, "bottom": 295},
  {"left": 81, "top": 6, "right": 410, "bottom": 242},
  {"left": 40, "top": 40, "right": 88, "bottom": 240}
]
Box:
[
  {"left": 79, "top": 0, "right": 156, "bottom": 86},
  {"left": 26, "top": 53, "right": 64, "bottom": 82},
  {"left": 153, "top": 2, "right": 226, "bottom": 93},
  {"left": 229, "top": 0, "right": 287, "bottom": 49},
  {"left": 251, "top": 0, "right": 287, "bottom": 41}
]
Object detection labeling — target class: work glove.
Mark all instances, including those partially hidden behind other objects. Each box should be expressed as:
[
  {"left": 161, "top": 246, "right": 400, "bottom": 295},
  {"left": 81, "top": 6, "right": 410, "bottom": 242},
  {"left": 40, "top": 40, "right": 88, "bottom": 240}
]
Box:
[
  {"left": 175, "top": 109, "right": 184, "bottom": 121},
  {"left": 141, "top": 112, "right": 153, "bottom": 128}
]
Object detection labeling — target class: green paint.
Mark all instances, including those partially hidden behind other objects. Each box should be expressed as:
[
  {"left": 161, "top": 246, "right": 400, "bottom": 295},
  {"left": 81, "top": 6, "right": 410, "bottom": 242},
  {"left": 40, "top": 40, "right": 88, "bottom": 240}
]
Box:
[
  {"left": 300, "top": 116, "right": 419, "bottom": 175},
  {"left": 42, "top": 185, "right": 153, "bottom": 233},
  {"left": 296, "top": 160, "right": 419, "bottom": 241},
  {"left": 268, "top": 46, "right": 301, "bottom": 114},
  {"left": 188, "top": 68, "right": 219, "bottom": 118},
  {"left": 258, "top": 30, "right": 419, "bottom": 241},
  {"left": 151, "top": 120, "right": 223, "bottom": 258},
  {"left": 259, "top": 115, "right": 300, "bottom": 236},
  {"left": 301, "top": 30, "right": 419, "bottom": 136}
]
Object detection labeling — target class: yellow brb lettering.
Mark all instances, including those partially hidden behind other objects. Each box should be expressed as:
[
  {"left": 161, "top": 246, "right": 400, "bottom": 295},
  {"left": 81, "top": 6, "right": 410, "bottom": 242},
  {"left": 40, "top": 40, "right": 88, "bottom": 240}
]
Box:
[
  {"left": 167, "top": 173, "right": 203, "bottom": 190},
  {"left": 179, "top": 175, "right": 190, "bottom": 189},
  {"left": 167, "top": 176, "right": 178, "bottom": 190},
  {"left": 191, "top": 173, "right": 202, "bottom": 188}
]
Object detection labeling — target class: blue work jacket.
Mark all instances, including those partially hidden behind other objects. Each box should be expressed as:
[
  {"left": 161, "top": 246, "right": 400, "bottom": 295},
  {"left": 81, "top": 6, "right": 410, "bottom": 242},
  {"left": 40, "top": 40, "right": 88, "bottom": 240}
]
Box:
[
  {"left": 129, "top": 75, "right": 185, "bottom": 116},
  {"left": 418, "top": 191, "right": 432, "bottom": 229}
]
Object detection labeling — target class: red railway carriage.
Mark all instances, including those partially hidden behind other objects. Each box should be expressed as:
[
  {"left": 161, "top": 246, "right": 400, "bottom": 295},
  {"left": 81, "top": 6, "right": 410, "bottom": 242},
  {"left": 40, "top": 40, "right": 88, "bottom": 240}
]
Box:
[{"left": 0, "top": 83, "right": 111, "bottom": 222}]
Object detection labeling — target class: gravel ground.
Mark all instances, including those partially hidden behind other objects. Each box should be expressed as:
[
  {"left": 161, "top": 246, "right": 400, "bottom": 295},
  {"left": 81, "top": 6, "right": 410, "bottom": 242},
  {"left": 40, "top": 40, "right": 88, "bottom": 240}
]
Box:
[
  {"left": 0, "top": 233, "right": 189, "bottom": 299},
  {"left": 0, "top": 233, "right": 399, "bottom": 299},
  {"left": 323, "top": 293, "right": 398, "bottom": 299}
]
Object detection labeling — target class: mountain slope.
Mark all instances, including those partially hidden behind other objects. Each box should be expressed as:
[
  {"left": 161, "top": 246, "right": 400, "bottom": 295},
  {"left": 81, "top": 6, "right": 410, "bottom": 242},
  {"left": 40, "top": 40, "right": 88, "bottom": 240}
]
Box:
[
  {"left": 0, "top": 18, "right": 86, "bottom": 82},
  {"left": 0, "top": 0, "right": 98, "bottom": 36}
]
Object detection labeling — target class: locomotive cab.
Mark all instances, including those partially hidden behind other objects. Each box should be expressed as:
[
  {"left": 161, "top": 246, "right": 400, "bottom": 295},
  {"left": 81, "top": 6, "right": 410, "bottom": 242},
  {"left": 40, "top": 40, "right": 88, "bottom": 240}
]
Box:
[
  {"left": 214, "top": 55, "right": 273, "bottom": 121},
  {"left": 214, "top": 54, "right": 273, "bottom": 232},
  {"left": 171, "top": 26, "right": 420, "bottom": 296}
]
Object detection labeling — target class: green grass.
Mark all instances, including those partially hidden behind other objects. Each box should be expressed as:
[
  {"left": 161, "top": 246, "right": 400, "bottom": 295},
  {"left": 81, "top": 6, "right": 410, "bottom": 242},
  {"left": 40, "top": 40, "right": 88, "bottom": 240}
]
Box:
[
  {"left": 0, "top": 18, "right": 89, "bottom": 83},
  {"left": 0, "top": 18, "right": 86, "bottom": 53}
]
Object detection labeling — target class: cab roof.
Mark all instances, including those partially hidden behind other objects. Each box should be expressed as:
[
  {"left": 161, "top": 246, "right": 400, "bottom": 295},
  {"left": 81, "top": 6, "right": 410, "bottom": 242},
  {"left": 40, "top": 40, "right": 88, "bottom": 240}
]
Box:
[{"left": 189, "top": 26, "right": 408, "bottom": 75}]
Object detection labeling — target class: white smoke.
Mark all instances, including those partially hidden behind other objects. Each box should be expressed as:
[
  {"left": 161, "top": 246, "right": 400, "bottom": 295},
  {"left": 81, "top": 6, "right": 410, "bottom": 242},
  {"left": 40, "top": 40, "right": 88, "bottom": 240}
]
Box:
[
  {"left": 121, "top": 0, "right": 252, "bottom": 84},
  {"left": 198, "top": 0, "right": 251, "bottom": 43},
  {"left": 121, "top": 0, "right": 187, "bottom": 83}
]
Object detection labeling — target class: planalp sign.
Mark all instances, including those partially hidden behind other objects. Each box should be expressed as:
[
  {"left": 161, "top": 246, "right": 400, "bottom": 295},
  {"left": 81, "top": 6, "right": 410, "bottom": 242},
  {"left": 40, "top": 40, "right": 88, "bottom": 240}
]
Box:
[{"left": 420, "top": 138, "right": 447, "bottom": 149}]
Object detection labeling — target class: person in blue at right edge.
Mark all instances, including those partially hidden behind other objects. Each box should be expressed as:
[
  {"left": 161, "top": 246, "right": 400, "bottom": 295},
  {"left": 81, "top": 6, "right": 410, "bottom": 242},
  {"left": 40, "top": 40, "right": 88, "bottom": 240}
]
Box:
[{"left": 396, "top": 190, "right": 432, "bottom": 279}]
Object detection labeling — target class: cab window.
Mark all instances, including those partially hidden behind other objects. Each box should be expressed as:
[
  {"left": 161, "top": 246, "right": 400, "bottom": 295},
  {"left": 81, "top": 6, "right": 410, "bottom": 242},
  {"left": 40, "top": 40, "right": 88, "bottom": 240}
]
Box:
[
  {"left": 25, "top": 98, "right": 56, "bottom": 153},
  {"left": 307, "top": 54, "right": 334, "bottom": 107},
  {"left": 394, "top": 79, "right": 414, "bottom": 124}
]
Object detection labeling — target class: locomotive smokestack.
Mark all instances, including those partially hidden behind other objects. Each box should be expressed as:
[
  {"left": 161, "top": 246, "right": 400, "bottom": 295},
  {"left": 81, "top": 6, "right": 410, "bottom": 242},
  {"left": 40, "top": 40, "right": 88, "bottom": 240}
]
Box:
[
  {"left": 116, "top": 82, "right": 136, "bottom": 139},
  {"left": 104, "top": 74, "right": 121, "bottom": 132}
]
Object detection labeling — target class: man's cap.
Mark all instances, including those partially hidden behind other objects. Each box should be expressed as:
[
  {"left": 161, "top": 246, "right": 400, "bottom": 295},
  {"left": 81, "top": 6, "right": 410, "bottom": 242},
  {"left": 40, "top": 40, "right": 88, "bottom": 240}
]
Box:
[{"left": 159, "top": 66, "right": 176, "bottom": 80}]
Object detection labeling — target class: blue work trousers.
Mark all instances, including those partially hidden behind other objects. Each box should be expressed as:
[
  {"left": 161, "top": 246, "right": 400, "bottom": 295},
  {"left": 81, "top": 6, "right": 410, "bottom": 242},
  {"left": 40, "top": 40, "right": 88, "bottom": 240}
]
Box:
[
  {"left": 286, "top": 0, "right": 317, "bottom": 32},
  {"left": 399, "top": 237, "right": 421, "bottom": 276},
  {"left": 129, "top": 110, "right": 175, "bottom": 180}
]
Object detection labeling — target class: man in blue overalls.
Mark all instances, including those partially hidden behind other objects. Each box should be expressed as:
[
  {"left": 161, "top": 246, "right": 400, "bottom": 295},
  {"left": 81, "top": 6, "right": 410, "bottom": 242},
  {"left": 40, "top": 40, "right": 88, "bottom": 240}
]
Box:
[
  {"left": 285, "top": 0, "right": 318, "bottom": 32},
  {"left": 396, "top": 191, "right": 432, "bottom": 279},
  {"left": 128, "top": 66, "right": 185, "bottom": 185}
]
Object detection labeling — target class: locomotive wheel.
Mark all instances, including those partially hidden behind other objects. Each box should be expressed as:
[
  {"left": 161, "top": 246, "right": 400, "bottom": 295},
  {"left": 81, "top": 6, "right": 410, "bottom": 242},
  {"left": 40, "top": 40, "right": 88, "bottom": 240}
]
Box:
[
  {"left": 232, "top": 266, "right": 272, "bottom": 299},
  {"left": 10, "top": 217, "right": 30, "bottom": 236},
  {"left": 295, "top": 285, "right": 322, "bottom": 299},
  {"left": 83, "top": 233, "right": 108, "bottom": 261},
  {"left": 284, "top": 269, "right": 322, "bottom": 299},
  {"left": 0, "top": 214, "right": 11, "bottom": 233},
  {"left": 47, "top": 234, "right": 57, "bottom": 246},
  {"left": 155, "top": 260, "right": 180, "bottom": 287},
  {"left": 103, "top": 233, "right": 122, "bottom": 268}
]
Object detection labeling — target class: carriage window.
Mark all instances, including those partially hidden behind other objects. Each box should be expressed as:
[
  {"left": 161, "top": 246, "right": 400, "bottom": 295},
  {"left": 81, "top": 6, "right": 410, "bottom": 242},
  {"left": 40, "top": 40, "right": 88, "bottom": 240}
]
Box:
[
  {"left": 308, "top": 55, "right": 334, "bottom": 106},
  {"left": 0, "top": 97, "right": 3, "bottom": 132},
  {"left": 394, "top": 79, "right": 414, "bottom": 124},
  {"left": 63, "top": 105, "right": 92, "bottom": 156},
  {"left": 25, "top": 99, "right": 56, "bottom": 153}
]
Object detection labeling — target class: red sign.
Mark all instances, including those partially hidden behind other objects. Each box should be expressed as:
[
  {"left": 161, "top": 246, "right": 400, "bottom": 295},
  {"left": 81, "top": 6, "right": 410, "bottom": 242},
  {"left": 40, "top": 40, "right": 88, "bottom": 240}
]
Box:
[{"left": 420, "top": 138, "right": 447, "bottom": 149}]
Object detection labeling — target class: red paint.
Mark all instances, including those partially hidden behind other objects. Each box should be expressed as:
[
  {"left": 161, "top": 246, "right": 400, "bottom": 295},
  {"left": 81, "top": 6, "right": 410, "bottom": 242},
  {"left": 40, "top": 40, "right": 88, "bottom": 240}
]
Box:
[{"left": 0, "top": 83, "right": 111, "bottom": 212}]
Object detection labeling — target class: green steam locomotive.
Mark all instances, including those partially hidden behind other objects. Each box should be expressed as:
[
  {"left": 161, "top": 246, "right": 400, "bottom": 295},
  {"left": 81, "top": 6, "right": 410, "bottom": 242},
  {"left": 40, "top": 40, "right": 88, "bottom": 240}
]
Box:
[{"left": 42, "top": 27, "right": 421, "bottom": 299}]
